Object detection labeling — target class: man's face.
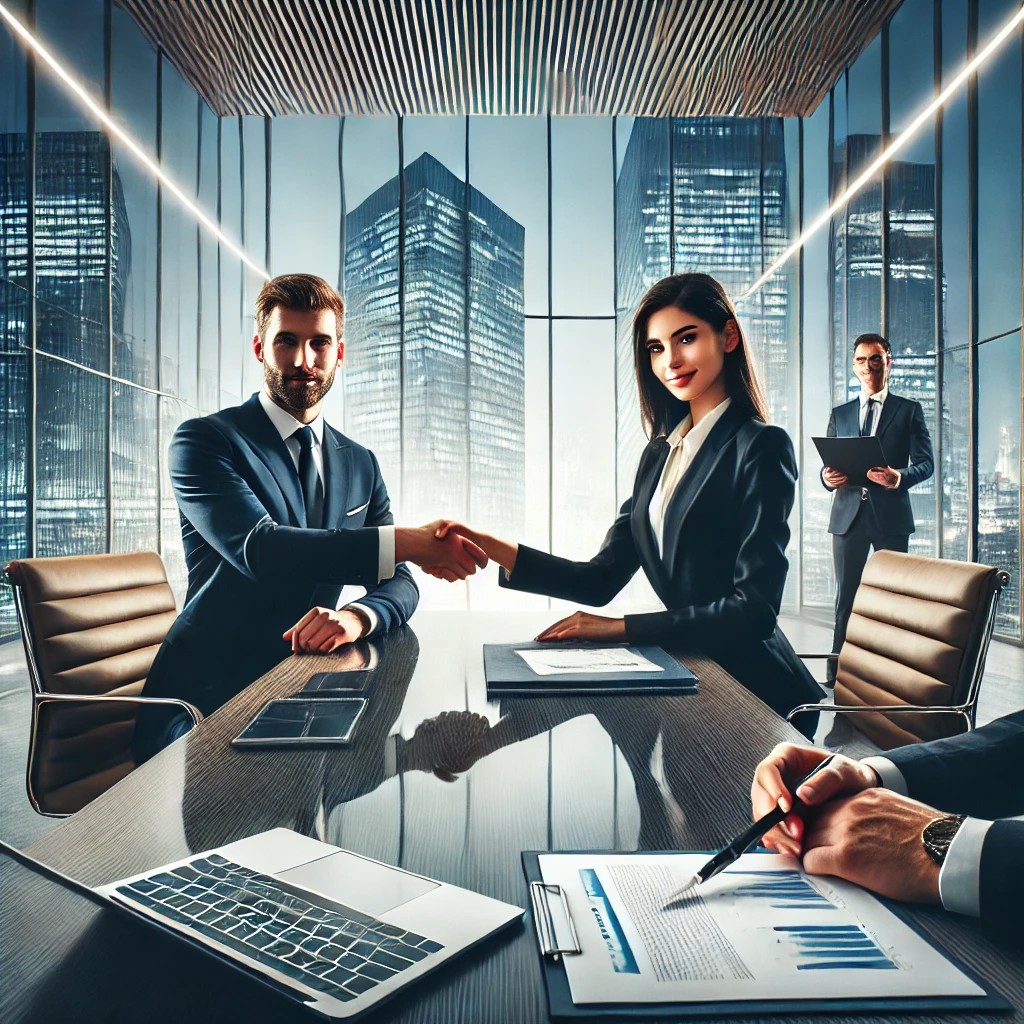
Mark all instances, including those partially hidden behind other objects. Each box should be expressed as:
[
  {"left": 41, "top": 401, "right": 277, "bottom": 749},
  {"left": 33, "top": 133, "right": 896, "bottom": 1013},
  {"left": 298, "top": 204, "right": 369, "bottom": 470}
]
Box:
[
  {"left": 253, "top": 307, "right": 343, "bottom": 418},
  {"left": 852, "top": 341, "right": 890, "bottom": 397}
]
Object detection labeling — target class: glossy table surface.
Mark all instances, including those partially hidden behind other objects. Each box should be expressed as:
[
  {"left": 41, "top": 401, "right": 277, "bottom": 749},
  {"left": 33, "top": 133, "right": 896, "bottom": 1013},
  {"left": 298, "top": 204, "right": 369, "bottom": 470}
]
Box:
[{"left": 2, "top": 611, "right": 1022, "bottom": 1023}]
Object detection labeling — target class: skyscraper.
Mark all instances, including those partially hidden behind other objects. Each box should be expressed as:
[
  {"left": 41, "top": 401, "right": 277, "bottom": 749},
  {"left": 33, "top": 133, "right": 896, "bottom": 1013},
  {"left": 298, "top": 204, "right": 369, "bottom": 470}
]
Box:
[
  {"left": 0, "top": 131, "right": 132, "bottom": 566},
  {"left": 344, "top": 152, "right": 526, "bottom": 538}
]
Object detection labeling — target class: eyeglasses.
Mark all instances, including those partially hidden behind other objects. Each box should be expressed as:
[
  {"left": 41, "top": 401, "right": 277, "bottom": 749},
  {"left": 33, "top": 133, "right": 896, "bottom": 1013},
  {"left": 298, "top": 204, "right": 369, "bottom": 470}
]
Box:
[{"left": 854, "top": 355, "right": 886, "bottom": 369}]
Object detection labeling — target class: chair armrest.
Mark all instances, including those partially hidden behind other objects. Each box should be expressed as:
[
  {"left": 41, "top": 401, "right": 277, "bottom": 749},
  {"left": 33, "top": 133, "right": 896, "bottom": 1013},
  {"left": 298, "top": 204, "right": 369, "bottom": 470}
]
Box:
[
  {"left": 786, "top": 702, "right": 973, "bottom": 726},
  {"left": 35, "top": 692, "right": 202, "bottom": 726}
]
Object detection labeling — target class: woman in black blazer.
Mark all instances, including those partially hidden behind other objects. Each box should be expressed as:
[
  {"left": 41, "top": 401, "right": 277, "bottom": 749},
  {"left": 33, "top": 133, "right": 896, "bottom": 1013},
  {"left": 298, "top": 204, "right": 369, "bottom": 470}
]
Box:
[{"left": 436, "top": 273, "right": 820, "bottom": 728}]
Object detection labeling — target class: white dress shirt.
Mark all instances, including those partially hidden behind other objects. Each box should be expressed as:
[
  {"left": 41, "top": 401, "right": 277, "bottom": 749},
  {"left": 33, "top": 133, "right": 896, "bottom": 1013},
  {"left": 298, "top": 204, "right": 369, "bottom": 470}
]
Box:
[
  {"left": 257, "top": 390, "right": 396, "bottom": 634},
  {"left": 648, "top": 398, "right": 732, "bottom": 553},
  {"left": 862, "top": 754, "right": 988, "bottom": 917}
]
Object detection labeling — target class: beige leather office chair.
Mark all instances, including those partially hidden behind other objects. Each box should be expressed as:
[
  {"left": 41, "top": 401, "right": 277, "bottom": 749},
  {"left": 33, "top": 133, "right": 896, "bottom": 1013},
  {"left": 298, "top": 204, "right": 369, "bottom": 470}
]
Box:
[
  {"left": 788, "top": 550, "right": 1009, "bottom": 750},
  {"left": 6, "top": 552, "right": 201, "bottom": 816}
]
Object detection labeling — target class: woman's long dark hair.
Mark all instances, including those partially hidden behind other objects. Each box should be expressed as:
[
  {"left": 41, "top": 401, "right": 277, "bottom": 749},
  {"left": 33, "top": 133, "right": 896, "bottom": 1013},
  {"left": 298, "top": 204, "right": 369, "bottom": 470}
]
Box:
[{"left": 632, "top": 273, "right": 770, "bottom": 438}]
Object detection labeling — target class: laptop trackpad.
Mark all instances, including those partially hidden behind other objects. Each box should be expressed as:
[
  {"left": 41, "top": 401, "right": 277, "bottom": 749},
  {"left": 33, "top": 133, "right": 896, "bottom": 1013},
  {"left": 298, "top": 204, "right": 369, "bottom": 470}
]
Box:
[{"left": 279, "top": 851, "right": 438, "bottom": 917}]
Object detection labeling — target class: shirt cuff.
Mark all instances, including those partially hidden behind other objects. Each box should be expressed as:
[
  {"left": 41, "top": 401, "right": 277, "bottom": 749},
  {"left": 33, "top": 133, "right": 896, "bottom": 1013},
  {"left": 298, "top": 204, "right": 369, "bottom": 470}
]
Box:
[
  {"left": 861, "top": 755, "right": 909, "bottom": 795},
  {"left": 344, "top": 601, "right": 379, "bottom": 636},
  {"left": 377, "top": 526, "right": 396, "bottom": 581},
  {"left": 938, "top": 817, "right": 990, "bottom": 918}
]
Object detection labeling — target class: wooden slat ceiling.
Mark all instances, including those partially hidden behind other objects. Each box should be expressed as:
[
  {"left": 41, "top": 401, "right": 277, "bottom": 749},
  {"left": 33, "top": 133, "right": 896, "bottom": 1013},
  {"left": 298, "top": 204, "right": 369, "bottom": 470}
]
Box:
[{"left": 114, "top": 0, "right": 903, "bottom": 119}]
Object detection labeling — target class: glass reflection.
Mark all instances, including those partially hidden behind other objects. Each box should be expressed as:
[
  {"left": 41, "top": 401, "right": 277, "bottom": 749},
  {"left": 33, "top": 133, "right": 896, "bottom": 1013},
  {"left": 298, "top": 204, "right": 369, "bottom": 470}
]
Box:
[
  {"left": 36, "top": 356, "right": 108, "bottom": 556},
  {"left": 977, "top": 333, "right": 1022, "bottom": 637},
  {"left": 0, "top": 22, "right": 29, "bottom": 635},
  {"left": 112, "top": 382, "right": 159, "bottom": 553}
]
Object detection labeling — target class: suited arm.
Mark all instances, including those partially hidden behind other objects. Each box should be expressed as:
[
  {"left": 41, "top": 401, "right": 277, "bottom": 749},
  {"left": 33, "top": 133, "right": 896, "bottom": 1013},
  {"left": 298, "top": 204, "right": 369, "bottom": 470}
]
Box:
[
  {"left": 625, "top": 428, "right": 794, "bottom": 648},
  {"left": 499, "top": 498, "right": 641, "bottom": 605},
  {"left": 895, "top": 400, "right": 934, "bottom": 491},
  {"left": 172, "top": 418, "right": 397, "bottom": 595},
  {"left": 345, "top": 450, "right": 418, "bottom": 633},
  {"left": 883, "top": 710, "right": 1024, "bottom": 820},
  {"left": 821, "top": 408, "right": 839, "bottom": 490}
]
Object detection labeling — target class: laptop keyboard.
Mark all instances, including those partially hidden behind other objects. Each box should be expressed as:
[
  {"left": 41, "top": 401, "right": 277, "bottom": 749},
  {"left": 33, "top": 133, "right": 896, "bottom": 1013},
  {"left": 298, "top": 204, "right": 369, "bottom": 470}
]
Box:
[{"left": 115, "top": 853, "right": 444, "bottom": 1003}]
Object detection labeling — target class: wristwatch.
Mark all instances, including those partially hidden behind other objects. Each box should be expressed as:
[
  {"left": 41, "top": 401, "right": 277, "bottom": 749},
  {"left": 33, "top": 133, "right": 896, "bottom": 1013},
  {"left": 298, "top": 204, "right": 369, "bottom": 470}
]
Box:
[{"left": 921, "top": 814, "right": 965, "bottom": 866}]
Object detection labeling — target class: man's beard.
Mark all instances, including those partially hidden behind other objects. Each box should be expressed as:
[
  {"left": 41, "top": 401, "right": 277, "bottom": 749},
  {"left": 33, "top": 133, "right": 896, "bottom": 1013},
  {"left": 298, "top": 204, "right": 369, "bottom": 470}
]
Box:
[{"left": 264, "top": 364, "right": 336, "bottom": 414}]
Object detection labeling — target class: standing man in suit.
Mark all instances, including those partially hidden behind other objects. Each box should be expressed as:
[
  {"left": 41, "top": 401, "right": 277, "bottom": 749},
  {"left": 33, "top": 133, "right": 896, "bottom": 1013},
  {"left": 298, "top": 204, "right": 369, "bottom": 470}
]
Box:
[
  {"left": 135, "top": 274, "right": 485, "bottom": 761},
  {"left": 822, "top": 333, "right": 933, "bottom": 677},
  {"left": 751, "top": 709, "right": 1024, "bottom": 941}
]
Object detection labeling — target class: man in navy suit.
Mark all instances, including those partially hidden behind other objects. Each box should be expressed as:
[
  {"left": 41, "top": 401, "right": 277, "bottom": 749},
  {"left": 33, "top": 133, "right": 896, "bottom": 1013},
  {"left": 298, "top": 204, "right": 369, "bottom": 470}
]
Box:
[
  {"left": 135, "top": 274, "right": 485, "bottom": 760},
  {"left": 822, "top": 333, "right": 933, "bottom": 677},
  {"left": 752, "top": 709, "right": 1024, "bottom": 941}
]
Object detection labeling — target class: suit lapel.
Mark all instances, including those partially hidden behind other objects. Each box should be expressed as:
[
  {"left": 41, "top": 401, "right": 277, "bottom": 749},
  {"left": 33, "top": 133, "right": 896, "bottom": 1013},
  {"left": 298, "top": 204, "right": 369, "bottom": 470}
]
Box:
[
  {"left": 873, "top": 394, "right": 900, "bottom": 440},
  {"left": 660, "top": 404, "right": 746, "bottom": 570},
  {"left": 237, "top": 395, "right": 306, "bottom": 526},
  {"left": 321, "top": 423, "right": 352, "bottom": 528},
  {"left": 632, "top": 439, "right": 670, "bottom": 588},
  {"left": 838, "top": 399, "right": 860, "bottom": 437}
]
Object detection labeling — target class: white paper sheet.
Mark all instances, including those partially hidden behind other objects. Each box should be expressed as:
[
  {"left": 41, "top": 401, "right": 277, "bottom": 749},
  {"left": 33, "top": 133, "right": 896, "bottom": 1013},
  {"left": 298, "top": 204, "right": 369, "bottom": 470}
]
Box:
[
  {"left": 516, "top": 647, "right": 663, "bottom": 676},
  {"left": 536, "top": 852, "right": 983, "bottom": 1006}
]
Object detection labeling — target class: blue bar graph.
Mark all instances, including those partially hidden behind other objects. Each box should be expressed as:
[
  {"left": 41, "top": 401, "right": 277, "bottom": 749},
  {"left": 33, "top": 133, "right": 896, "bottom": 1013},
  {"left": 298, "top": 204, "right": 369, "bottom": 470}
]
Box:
[
  {"left": 726, "top": 870, "right": 835, "bottom": 911},
  {"left": 775, "top": 924, "right": 896, "bottom": 971}
]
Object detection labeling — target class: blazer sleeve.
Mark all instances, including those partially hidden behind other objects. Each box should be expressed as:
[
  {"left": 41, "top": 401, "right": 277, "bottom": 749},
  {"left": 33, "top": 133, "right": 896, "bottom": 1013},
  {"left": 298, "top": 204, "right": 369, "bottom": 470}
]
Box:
[
  {"left": 498, "top": 497, "right": 641, "bottom": 606},
  {"left": 821, "top": 407, "right": 839, "bottom": 490},
  {"left": 978, "top": 820, "right": 1024, "bottom": 940},
  {"left": 896, "top": 400, "right": 934, "bottom": 491},
  {"left": 624, "top": 426, "right": 795, "bottom": 648},
  {"left": 884, "top": 709, "right": 1024, "bottom": 820},
  {"left": 171, "top": 417, "right": 394, "bottom": 593},
  {"left": 348, "top": 450, "right": 419, "bottom": 633}
]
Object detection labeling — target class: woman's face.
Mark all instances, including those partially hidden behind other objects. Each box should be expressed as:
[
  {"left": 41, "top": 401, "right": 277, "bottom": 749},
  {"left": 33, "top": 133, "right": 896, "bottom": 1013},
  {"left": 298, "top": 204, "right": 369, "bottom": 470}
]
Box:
[{"left": 645, "top": 304, "right": 738, "bottom": 422}]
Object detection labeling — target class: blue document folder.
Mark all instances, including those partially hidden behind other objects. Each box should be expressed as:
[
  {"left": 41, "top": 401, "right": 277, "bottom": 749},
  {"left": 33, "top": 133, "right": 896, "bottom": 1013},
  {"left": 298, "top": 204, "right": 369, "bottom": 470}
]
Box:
[{"left": 483, "top": 642, "right": 697, "bottom": 697}]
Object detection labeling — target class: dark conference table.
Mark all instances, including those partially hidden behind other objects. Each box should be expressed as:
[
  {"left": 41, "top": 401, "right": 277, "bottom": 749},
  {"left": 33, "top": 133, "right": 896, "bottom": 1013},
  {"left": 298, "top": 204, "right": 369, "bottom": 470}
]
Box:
[{"left": 2, "top": 611, "right": 1022, "bottom": 1023}]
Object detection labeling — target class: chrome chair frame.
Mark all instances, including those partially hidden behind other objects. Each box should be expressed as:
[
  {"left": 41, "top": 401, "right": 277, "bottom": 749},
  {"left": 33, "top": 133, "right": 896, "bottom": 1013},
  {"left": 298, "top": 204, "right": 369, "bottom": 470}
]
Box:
[
  {"left": 9, "top": 563, "right": 202, "bottom": 818},
  {"left": 787, "top": 567, "right": 1010, "bottom": 736}
]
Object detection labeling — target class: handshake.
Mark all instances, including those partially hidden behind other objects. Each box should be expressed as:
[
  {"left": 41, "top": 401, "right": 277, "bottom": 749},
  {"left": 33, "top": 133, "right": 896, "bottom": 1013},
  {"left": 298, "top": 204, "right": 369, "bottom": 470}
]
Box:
[{"left": 394, "top": 520, "right": 515, "bottom": 582}]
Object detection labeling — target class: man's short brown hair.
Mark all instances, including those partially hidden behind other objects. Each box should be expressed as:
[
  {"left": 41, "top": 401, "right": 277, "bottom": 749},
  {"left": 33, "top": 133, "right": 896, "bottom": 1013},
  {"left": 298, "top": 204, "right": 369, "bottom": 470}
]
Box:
[{"left": 254, "top": 274, "right": 345, "bottom": 340}]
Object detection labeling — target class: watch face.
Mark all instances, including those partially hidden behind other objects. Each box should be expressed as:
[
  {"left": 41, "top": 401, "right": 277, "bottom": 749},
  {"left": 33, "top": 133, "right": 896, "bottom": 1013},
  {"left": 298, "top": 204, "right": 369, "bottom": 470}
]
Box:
[{"left": 922, "top": 814, "right": 965, "bottom": 866}]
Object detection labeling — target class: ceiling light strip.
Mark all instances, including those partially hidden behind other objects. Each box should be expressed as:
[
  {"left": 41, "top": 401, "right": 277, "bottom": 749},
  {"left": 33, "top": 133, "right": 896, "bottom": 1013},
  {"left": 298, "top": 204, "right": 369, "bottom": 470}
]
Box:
[
  {"left": 0, "top": 0, "right": 269, "bottom": 279},
  {"left": 742, "top": 2, "right": 1024, "bottom": 299}
]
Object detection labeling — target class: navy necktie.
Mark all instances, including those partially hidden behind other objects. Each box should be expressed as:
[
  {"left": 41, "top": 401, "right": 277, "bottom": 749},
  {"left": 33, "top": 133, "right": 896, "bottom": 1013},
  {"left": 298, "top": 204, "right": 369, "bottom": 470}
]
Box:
[
  {"left": 860, "top": 399, "right": 877, "bottom": 437},
  {"left": 294, "top": 426, "right": 323, "bottom": 529}
]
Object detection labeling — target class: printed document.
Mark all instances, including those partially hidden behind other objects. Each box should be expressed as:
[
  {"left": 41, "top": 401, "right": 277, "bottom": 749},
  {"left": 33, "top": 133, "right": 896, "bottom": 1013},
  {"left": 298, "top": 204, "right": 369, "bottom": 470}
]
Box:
[
  {"left": 516, "top": 647, "right": 663, "bottom": 676},
  {"left": 536, "top": 852, "right": 983, "bottom": 1005}
]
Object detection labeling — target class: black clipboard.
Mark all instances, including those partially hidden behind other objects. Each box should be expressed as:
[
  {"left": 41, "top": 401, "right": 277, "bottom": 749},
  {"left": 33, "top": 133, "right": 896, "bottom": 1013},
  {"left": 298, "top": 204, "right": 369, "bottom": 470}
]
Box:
[
  {"left": 521, "top": 851, "right": 1010, "bottom": 1019},
  {"left": 812, "top": 435, "right": 889, "bottom": 488},
  {"left": 483, "top": 643, "right": 697, "bottom": 697}
]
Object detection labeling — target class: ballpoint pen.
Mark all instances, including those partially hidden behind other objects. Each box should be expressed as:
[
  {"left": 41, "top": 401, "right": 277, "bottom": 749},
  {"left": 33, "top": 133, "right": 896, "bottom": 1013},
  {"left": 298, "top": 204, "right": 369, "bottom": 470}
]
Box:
[{"left": 662, "top": 753, "right": 837, "bottom": 908}]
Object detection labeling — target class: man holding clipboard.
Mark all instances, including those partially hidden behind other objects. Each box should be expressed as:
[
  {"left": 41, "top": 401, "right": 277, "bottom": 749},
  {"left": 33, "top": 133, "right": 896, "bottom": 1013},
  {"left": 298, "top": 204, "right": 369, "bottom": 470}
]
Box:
[{"left": 817, "top": 333, "right": 933, "bottom": 682}]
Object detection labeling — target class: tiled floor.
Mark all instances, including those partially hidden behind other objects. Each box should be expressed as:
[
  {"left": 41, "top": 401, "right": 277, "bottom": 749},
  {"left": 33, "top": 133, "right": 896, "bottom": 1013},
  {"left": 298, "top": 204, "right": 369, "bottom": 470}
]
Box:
[{"left": 1, "top": 616, "right": 1021, "bottom": 849}]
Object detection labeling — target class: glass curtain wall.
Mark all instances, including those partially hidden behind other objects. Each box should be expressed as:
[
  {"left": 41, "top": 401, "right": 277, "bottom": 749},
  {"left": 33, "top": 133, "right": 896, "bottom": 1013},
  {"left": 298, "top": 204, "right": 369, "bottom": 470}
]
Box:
[
  {"left": 0, "top": 0, "right": 252, "bottom": 633},
  {"left": 2, "top": 0, "right": 1023, "bottom": 641}
]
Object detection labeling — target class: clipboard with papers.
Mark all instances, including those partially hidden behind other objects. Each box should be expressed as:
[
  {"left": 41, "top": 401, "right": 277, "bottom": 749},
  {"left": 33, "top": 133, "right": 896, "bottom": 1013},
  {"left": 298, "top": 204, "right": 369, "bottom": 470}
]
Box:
[
  {"left": 483, "top": 642, "right": 698, "bottom": 697},
  {"left": 812, "top": 435, "right": 889, "bottom": 488},
  {"left": 521, "top": 850, "right": 1008, "bottom": 1019}
]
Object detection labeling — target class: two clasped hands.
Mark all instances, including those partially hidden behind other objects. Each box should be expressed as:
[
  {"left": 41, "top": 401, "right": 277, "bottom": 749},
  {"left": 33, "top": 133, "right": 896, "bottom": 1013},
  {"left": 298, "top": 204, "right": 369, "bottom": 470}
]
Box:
[
  {"left": 822, "top": 465, "right": 901, "bottom": 490},
  {"left": 752, "top": 743, "right": 941, "bottom": 904},
  {"left": 284, "top": 519, "right": 624, "bottom": 655}
]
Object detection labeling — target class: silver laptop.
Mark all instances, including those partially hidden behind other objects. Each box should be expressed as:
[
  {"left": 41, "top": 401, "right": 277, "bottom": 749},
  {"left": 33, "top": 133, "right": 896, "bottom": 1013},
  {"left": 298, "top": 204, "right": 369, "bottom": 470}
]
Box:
[{"left": 20, "top": 828, "right": 522, "bottom": 1019}]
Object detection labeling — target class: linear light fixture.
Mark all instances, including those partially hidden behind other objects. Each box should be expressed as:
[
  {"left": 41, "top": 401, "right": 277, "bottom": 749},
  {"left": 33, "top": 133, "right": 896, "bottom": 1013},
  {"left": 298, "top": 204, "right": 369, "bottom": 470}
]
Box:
[
  {"left": 741, "top": 3, "right": 1024, "bottom": 300},
  {"left": 0, "top": 1, "right": 270, "bottom": 281}
]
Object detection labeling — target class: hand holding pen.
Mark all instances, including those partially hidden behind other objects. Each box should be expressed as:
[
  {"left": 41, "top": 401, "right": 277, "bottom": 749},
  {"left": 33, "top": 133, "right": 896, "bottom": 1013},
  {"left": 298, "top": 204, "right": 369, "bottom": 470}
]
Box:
[
  {"left": 750, "top": 744, "right": 882, "bottom": 858},
  {"left": 663, "top": 755, "right": 841, "bottom": 906}
]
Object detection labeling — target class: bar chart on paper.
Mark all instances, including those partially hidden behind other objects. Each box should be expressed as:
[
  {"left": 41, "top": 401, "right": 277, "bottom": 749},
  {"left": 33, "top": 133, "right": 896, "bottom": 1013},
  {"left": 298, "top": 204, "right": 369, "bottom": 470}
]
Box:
[{"left": 534, "top": 852, "right": 986, "bottom": 1005}]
